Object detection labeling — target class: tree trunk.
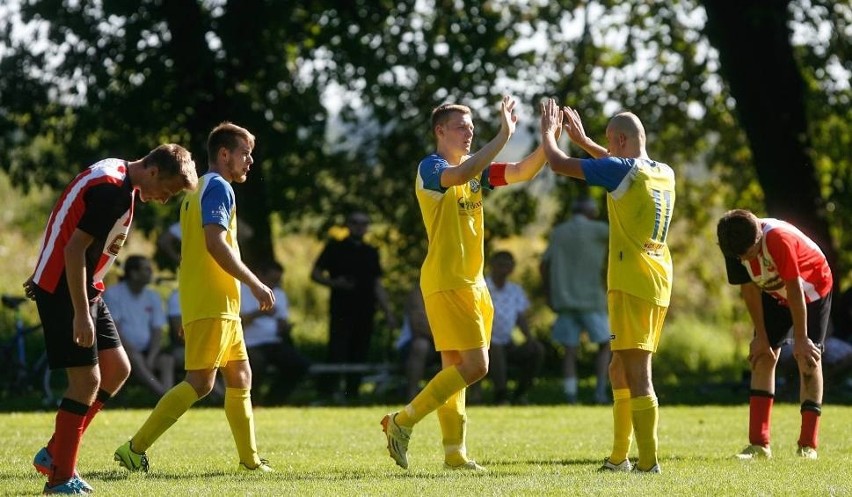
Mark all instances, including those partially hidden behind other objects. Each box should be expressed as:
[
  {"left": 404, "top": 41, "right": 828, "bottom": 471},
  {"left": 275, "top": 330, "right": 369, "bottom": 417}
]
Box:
[
  {"left": 162, "top": 0, "right": 275, "bottom": 268},
  {"left": 702, "top": 0, "right": 837, "bottom": 273}
]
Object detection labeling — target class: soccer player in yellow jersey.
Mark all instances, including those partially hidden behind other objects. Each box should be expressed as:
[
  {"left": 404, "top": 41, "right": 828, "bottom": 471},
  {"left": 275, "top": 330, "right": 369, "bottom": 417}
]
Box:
[
  {"left": 114, "top": 122, "right": 276, "bottom": 473},
  {"left": 540, "top": 99, "right": 675, "bottom": 473},
  {"left": 382, "top": 95, "right": 550, "bottom": 471}
]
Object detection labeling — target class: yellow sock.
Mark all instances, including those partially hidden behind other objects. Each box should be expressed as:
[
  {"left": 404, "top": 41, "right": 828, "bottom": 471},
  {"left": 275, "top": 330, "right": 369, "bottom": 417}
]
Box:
[
  {"left": 609, "top": 388, "right": 633, "bottom": 463},
  {"left": 631, "top": 395, "right": 659, "bottom": 470},
  {"left": 133, "top": 381, "right": 198, "bottom": 451},
  {"left": 224, "top": 387, "right": 260, "bottom": 467},
  {"left": 438, "top": 387, "right": 468, "bottom": 466},
  {"left": 396, "top": 366, "right": 467, "bottom": 427}
]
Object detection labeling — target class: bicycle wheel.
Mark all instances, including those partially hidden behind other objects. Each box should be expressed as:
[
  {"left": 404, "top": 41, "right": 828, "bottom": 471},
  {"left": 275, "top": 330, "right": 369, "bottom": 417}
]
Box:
[{"left": 33, "top": 353, "right": 66, "bottom": 407}]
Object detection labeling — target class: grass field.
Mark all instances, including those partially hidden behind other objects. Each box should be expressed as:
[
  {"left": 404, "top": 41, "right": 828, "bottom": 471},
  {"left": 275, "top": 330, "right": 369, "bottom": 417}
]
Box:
[{"left": 1, "top": 404, "right": 850, "bottom": 496}]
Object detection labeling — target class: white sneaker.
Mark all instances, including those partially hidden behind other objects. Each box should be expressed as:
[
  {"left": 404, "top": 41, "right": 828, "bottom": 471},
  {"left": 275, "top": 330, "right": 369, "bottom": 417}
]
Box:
[
  {"left": 735, "top": 444, "right": 772, "bottom": 460},
  {"left": 796, "top": 445, "right": 818, "bottom": 459},
  {"left": 632, "top": 463, "right": 661, "bottom": 474},
  {"left": 598, "top": 457, "right": 632, "bottom": 472},
  {"left": 238, "top": 458, "right": 274, "bottom": 472},
  {"left": 381, "top": 412, "right": 412, "bottom": 469}
]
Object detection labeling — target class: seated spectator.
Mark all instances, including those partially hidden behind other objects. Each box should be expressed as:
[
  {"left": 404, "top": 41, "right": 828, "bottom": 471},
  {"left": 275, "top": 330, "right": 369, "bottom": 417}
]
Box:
[
  {"left": 471, "top": 251, "right": 545, "bottom": 405},
  {"left": 103, "top": 255, "right": 174, "bottom": 397},
  {"left": 240, "top": 260, "right": 311, "bottom": 405},
  {"left": 395, "top": 285, "right": 439, "bottom": 400}
]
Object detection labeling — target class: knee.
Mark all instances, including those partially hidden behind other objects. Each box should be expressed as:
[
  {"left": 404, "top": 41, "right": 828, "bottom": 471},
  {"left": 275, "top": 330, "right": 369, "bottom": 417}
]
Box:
[
  {"left": 796, "top": 356, "right": 821, "bottom": 378},
  {"left": 67, "top": 368, "right": 101, "bottom": 397},
  {"left": 117, "top": 359, "right": 132, "bottom": 382},
  {"left": 185, "top": 374, "right": 216, "bottom": 398},
  {"left": 463, "top": 361, "right": 489, "bottom": 384},
  {"left": 608, "top": 360, "right": 622, "bottom": 379}
]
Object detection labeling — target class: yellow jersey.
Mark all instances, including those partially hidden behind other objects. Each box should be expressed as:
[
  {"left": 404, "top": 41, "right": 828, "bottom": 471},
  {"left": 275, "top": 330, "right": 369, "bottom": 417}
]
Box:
[
  {"left": 415, "top": 153, "right": 505, "bottom": 296},
  {"left": 178, "top": 172, "right": 241, "bottom": 323},
  {"left": 582, "top": 157, "right": 675, "bottom": 306}
]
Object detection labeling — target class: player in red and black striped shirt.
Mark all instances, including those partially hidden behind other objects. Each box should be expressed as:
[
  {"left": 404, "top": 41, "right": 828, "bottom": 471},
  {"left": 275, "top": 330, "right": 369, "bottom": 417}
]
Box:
[{"left": 24, "top": 144, "right": 197, "bottom": 494}]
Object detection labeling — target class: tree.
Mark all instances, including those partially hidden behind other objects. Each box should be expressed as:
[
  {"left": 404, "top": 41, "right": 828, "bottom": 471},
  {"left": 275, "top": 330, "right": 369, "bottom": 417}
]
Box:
[
  {"left": 702, "top": 0, "right": 843, "bottom": 273},
  {"left": 1, "top": 0, "right": 849, "bottom": 305}
]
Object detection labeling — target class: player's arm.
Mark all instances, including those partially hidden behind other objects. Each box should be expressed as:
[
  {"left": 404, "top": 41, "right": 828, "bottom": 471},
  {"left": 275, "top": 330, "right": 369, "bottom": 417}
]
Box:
[
  {"left": 740, "top": 282, "right": 767, "bottom": 339},
  {"left": 203, "top": 224, "right": 274, "bottom": 310},
  {"left": 785, "top": 277, "right": 821, "bottom": 367},
  {"left": 441, "top": 95, "right": 517, "bottom": 187},
  {"left": 503, "top": 145, "right": 548, "bottom": 185},
  {"left": 562, "top": 105, "right": 609, "bottom": 159},
  {"left": 64, "top": 228, "right": 96, "bottom": 348},
  {"left": 540, "top": 98, "right": 585, "bottom": 179},
  {"left": 740, "top": 282, "right": 777, "bottom": 369}
]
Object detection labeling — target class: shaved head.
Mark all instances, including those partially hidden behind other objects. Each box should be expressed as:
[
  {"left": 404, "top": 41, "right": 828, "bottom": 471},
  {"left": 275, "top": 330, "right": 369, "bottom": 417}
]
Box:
[{"left": 607, "top": 112, "right": 646, "bottom": 147}]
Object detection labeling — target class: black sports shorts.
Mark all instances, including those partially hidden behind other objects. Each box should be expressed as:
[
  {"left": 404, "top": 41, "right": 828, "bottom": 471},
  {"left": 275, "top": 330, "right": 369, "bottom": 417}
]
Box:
[
  {"left": 33, "top": 284, "right": 122, "bottom": 369},
  {"left": 761, "top": 290, "right": 831, "bottom": 350}
]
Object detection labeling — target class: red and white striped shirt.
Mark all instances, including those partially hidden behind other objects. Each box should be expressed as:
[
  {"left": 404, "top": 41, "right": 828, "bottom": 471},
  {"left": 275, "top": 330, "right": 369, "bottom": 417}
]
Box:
[
  {"left": 32, "top": 159, "right": 135, "bottom": 297},
  {"left": 736, "top": 218, "right": 833, "bottom": 304}
]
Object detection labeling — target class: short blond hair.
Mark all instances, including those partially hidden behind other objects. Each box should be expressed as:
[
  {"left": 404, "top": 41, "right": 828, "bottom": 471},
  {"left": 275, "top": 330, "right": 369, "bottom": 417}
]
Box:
[
  {"left": 430, "top": 103, "right": 471, "bottom": 136},
  {"left": 207, "top": 122, "right": 255, "bottom": 163}
]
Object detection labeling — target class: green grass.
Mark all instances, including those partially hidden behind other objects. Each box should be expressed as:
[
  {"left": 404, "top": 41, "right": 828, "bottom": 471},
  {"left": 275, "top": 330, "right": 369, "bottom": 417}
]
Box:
[{"left": 2, "top": 405, "right": 851, "bottom": 496}]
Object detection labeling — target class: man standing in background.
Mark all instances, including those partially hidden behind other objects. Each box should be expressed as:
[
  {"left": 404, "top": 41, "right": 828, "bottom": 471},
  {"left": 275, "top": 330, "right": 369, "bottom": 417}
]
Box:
[
  {"left": 311, "top": 211, "right": 395, "bottom": 403},
  {"left": 541, "top": 197, "right": 611, "bottom": 405}
]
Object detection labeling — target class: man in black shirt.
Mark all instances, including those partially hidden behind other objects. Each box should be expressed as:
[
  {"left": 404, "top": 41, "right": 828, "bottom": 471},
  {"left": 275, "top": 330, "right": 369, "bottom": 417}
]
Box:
[{"left": 311, "top": 211, "right": 396, "bottom": 402}]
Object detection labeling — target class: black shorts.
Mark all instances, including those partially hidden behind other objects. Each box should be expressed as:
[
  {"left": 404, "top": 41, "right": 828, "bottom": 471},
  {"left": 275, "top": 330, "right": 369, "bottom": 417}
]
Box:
[
  {"left": 761, "top": 291, "right": 831, "bottom": 350},
  {"left": 33, "top": 284, "right": 122, "bottom": 370}
]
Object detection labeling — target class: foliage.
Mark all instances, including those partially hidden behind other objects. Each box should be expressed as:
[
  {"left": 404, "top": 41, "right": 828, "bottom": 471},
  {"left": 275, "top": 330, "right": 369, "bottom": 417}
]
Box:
[
  {"left": 2, "top": 406, "right": 852, "bottom": 495},
  {"left": 0, "top": 1, "right": 849, "bottom": 335},
  {"left": 655, "top": 315, "right": 743, "bottom": 386}
]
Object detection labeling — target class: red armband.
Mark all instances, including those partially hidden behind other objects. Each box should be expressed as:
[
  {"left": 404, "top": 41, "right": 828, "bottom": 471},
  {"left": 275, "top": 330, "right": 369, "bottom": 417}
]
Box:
[{"left": 488, "top": 162, "right": 508, "bottom": 187}]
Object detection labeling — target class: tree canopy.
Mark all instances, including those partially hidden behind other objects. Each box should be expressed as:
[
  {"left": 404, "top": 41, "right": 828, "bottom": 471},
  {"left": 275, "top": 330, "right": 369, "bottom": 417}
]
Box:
[{"left": 1, "top": 0, "right": 849, "bottom": 312}]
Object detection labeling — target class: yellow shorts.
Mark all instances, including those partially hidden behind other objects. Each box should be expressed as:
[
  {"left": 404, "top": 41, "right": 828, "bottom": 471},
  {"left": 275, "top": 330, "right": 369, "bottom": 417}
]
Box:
[
  {"left": 424, "top": 286, "right": 493, "bottom": 352},
  {"left": 183, "top": 318, "right": 248, "bottom": 370},
  {"left": 608, "top": 290, "right": 668, "bottom": 352}
]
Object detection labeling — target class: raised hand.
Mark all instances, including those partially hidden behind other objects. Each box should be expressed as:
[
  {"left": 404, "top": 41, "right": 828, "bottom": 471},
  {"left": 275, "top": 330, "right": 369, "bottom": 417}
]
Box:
[
  {"left": 499, "top": 95, "right": 518, "bottom": 137},
  {"left": 539, "top": 98, "right": 563, "bottom": 137},
  {"left": 562, "top": 105, "right": 589, "bottom": 145}
]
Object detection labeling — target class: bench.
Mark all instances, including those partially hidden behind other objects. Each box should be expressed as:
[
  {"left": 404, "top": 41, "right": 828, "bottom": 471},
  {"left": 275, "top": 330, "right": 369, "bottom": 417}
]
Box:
[{"left": 307, "top": 362, "right": 400, "bottom": 396}]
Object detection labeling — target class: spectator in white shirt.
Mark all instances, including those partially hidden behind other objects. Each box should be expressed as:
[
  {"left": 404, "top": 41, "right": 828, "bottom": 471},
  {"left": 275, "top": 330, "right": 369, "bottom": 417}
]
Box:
[
  {"left": 473, "top": 251, "right": 544, "bottom": 405},
  {"left": 240, "top": 260, "right": 310, "bottom": 405},
  {"left": 103, "top": 255, "right": 174, "bottom": 397}
]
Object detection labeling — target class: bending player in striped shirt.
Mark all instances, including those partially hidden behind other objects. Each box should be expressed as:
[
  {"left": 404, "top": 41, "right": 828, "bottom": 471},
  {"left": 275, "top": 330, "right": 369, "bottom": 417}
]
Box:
[
  {"left": 25, "top": 144, "right": 197, "bottom": 494},
  {"left": 717, "top": 209, "right": 833, "bottom": 460}
]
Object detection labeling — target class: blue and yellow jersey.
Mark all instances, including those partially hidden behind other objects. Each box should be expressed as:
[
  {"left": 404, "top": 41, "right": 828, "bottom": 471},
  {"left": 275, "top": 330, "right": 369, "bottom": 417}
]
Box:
[
  {"left": 582, "top": 157, "right": 675, "bottom": 306},
  {"left": 178, "top": 172, "right": 241, "bottom": 324},
  {"left": 415, "top": 153, "right": 504, "bottom": 296}
]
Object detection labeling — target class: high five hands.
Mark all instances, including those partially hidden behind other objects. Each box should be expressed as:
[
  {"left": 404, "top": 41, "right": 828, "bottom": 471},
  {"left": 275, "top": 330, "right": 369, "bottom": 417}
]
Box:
[{"left": 499, "top": 95, "right": 519, "bottom": 137}]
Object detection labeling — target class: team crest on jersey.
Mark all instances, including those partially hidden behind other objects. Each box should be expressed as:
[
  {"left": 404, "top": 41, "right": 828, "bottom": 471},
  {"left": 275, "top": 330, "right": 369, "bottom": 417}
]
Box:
[
  {"left": 108, "top": 233, "right": 127, "bottom": 256},
  {"left": 469, "top": 178, "right": 481, "bottom": 193}
]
